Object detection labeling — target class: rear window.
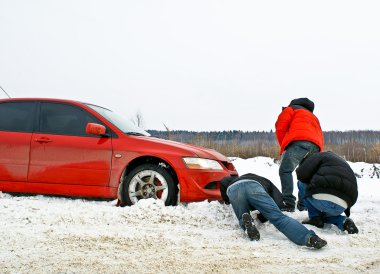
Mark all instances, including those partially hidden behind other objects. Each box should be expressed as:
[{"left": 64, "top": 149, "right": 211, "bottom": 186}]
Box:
[{"left": 0, "top": 102, "right": 36, "bottom": 132}]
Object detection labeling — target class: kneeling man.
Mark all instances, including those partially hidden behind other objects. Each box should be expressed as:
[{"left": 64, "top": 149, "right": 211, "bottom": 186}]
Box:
[
  {"left": 296, "top": 151, "right": 359, "bottom": 234},
  {"left": 221, "top": 173, "right": 327, "bottom": 249}
]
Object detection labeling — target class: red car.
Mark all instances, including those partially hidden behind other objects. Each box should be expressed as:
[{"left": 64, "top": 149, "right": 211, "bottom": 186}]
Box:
[{"left": 0, "top": 98, "right": 237, "bottom": 205}]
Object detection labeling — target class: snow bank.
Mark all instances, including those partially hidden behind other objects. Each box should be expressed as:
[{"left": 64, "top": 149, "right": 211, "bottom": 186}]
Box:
[
  {"left": 231, "top": 156, "right": 380, "bottom": 180},
  {"left": 349, "top": 162, "right": 380, "bottom": 179},
  {"left": 1, "top": 158, "right": 379, "bottom": 273}
]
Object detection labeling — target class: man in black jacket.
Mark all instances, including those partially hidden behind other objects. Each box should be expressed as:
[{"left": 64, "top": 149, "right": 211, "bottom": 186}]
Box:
[
  {"left": 221, "top": 173, "right": 327, "bottom": 249},
  {"left": 296, "top": 151, "right": 359, "bottom": 234}
]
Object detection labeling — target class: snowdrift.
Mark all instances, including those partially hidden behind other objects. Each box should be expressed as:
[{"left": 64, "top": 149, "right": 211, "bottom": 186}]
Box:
[{"left": 0, "top": 157, "right": 379, "bottom": 273}]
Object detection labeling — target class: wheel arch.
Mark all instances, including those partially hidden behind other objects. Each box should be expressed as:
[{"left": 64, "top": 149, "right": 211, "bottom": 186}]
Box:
[{"left": 117, "top": 156, "right": 180, "bottom": 205}]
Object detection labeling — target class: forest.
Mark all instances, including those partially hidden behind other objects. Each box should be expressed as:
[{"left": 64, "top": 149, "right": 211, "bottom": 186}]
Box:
[{"left": 147, "top": 130, "right": 380, "bottom": 163}]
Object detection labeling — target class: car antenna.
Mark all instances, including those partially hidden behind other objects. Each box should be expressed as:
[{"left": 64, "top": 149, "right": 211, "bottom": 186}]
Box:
[{"left": 0, "top": 86, "right": 11, "bottom": 98}]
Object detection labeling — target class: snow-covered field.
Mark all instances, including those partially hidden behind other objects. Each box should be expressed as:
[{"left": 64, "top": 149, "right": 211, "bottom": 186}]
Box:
[{"left": 1, "top": 157, "right": 380, "bottom": 273}]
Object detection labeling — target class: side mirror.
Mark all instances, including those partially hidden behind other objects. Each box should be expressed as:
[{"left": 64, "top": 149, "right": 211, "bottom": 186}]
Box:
[{"left": 86, "top": 123, "right": 107, "bottom": 136}]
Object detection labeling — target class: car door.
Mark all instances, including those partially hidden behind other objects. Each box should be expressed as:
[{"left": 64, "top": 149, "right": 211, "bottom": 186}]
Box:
[
  {"left": 0, "top": 101, "right": 37, "bottom": 182},
  {"left": 28, "top": 101, "right": 112, "bottom": 186}
]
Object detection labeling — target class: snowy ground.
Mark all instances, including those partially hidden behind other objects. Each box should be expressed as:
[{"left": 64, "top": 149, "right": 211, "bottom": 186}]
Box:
[{"left": 1, "top": 157, "right": 380, "bottom": 273}]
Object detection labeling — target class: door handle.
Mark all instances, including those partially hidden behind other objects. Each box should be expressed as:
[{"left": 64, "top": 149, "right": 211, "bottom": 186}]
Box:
[{"left": 34, "top": 137, "right": 53, "bottom": 143}]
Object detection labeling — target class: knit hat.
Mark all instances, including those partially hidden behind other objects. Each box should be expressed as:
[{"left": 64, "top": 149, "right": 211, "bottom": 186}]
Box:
[{"left": 289, "top": 98, "right": 315, "bottom": 112}]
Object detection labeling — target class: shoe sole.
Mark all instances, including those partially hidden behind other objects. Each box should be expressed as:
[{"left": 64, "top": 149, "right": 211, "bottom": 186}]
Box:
[
  {"left": 281, "top": 208, "right": 295, "bottom": 212},
  {"left": 281, "top": 205, "right": 295, "bottom": 212},
  {"left": 242, "top": 213, "right": 260, "bottom": 241}
]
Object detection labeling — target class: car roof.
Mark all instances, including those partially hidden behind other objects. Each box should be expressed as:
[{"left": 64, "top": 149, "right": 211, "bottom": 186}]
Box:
[
  {"left": 0, "top": 97, "right": 82, "bottom": 104},
  {"left": 0, "top": 97, "right": 115, "bottom": 113}
]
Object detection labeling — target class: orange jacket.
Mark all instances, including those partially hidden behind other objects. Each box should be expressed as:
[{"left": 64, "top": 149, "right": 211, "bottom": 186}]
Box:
[{"left": 275, "top": 107, "right": 323, "bottom": 154}]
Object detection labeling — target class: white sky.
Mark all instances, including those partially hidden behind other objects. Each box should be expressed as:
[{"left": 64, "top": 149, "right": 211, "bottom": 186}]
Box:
[{"left": 1, "top": 1, "right": 379, "bottom": 131}]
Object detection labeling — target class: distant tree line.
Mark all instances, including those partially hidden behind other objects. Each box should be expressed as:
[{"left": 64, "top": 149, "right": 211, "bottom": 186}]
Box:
[{"left": 147, "top": 130, "right": 380, "bottom": 163}]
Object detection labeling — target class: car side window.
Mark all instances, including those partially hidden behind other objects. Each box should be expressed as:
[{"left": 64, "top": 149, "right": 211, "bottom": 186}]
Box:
[
  {"left": 0, "top": 102, "right": 36, "bottom": 132},
  {"left": 39, "top": 102, "right": 103, "bottom": 136}
]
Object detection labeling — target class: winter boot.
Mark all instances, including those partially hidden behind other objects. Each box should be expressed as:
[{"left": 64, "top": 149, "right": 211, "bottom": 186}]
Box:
[
  {"left": 302, "top": 216, "right": 324, "bottom": 228},
  {"left": 343, "top": 218, "right": 359, "bottom": 234},
  {"left": 296, "top": 201, "right": 307, "bottom": 211},
  {"left": 242, "top": 213, "right": 260, "bottom": 241},
  {"left": 306, "top": 235, "right": 327, "bottom": 249},
  {"left": 281, "top": 203, "right": 295, "bottom": 212}
]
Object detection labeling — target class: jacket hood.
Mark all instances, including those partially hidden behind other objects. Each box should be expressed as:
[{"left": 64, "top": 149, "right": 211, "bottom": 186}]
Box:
[{"left": 289, "top": 98, "right": 314, "bottom": 113}]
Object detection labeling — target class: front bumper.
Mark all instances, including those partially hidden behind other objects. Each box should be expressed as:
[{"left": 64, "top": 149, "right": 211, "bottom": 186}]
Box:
[{"left": 177, "top": 168, "right": 238, "bottom": 202}]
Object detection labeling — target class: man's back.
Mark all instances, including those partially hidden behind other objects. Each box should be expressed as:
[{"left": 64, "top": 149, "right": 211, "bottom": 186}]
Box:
[
  {"left": 296, "top": 151, "right": 358, "bottom": 209},
  {"left": 275, "top": 104, "right": 323, "bottom": 154},
  {"left": 221, "top": 173, "right": 283, "bottom": 208}
]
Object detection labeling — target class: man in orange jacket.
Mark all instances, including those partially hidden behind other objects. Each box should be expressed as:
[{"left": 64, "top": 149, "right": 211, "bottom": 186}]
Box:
[{"left": 275, "top": 98, "right": 324, "bottom": 212}]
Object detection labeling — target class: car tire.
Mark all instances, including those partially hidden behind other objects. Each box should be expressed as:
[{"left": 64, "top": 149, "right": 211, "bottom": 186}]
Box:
[{"left": 122, "top": 163, "right": 177, "bottom": 206}]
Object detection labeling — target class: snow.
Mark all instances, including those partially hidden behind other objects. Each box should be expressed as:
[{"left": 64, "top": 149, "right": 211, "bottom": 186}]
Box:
[{"left": 1, "top": 157, "right": 380, "bottom": 273}]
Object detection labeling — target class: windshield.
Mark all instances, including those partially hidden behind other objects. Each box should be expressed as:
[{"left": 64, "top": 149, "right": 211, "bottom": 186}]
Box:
[{"left": 85, "top": 104, "right": 150, "bottom": 136}]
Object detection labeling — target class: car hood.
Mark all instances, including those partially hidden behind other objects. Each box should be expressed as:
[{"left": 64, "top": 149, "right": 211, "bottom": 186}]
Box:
[{"left": 135, "top": 136, "right": 230, "bottom": 162}]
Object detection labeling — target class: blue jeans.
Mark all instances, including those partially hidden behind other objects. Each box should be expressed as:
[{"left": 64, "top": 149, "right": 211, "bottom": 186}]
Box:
[
  {"left": 279, "top": 141, "right": 320, "bottom": 207},
  {"left": 298, "top": 181, "right": 347, "bottom": 230},
  {"left": 227, "top": 180, "right": 315, "bottom": 246}
]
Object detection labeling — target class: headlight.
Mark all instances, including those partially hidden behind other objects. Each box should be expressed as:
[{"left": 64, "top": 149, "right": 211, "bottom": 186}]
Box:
[{"left": 183, "top": 157, "right": 224, "bottom": 170}]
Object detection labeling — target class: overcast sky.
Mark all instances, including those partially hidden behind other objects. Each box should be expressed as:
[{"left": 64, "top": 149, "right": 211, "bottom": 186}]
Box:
[{"left": 1, "top": 1, "right": 379, "bottom": 131}]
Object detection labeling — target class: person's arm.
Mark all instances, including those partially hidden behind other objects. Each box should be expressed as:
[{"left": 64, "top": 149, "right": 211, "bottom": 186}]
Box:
[
  {"left": 296, "top": 153, "right": 322, "bottom": 183},
  {"left": 275, "top": 107, "right": 294, "bottom": 146},
  {"left": 269, "top": 182, "right": 284, "bottom": 207},
  {"left": 220, "top": 176, "right": 237, "bottom": 204},
  {"left": 262, "top": 177, "right": 284, "bottom": 208}
]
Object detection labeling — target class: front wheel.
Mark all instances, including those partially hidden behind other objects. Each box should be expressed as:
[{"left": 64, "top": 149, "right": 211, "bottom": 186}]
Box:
[{"left": 122, "top": 164, "right": 177, "bottom": 206}]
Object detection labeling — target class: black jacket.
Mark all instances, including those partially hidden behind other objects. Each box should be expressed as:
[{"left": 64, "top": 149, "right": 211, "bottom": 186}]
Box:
[
  {"left": 220, "top": 173, "right": 283, "bottom": 208},
  {"left": 296, "top": 151, "right": 358, "bottom": 216}
]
